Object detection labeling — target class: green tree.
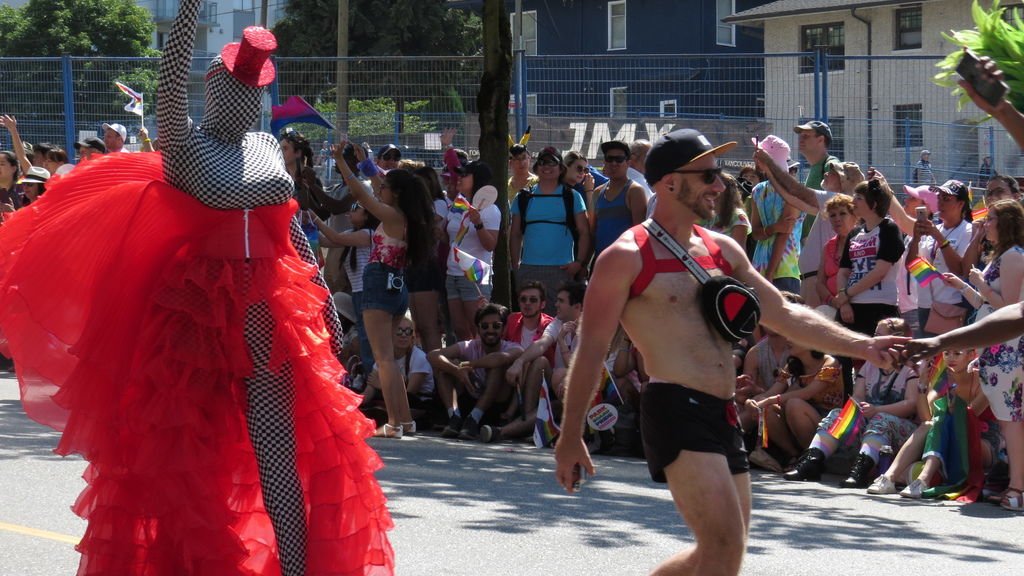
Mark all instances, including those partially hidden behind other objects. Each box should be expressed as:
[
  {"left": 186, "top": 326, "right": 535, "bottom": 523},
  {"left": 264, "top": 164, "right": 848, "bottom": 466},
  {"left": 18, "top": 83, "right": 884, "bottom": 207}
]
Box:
[
  {"left": 0, "top": 0, "right": 156, "bottom": 57},
  {"left": 274, "top": 0, "right": 481, "bottom": 58}
]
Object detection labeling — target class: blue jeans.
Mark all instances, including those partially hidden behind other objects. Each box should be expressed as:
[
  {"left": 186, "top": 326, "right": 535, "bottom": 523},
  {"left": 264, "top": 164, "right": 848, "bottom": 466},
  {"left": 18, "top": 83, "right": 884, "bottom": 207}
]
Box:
[{"left": 352, "top": 291, "right": 374, "bottom": 373}]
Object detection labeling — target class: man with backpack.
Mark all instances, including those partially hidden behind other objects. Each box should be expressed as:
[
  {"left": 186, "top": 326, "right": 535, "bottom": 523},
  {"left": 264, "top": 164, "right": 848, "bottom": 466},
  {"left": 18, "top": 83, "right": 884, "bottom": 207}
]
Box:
[{"left": 510, "top": 146, "right": 591, "bottom": 314}]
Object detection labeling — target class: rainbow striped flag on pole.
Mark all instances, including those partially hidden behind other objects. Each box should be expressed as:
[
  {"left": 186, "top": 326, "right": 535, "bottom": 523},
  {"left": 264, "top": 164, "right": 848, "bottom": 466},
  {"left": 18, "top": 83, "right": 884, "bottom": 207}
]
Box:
[
  {"left": 601, "top": 360, "right": 622, "bottom": 405},
  {"left": 928, "top": 355, "right": 955, "bottom": 396},
  {"left": 907, "top": 257, "right": 943, "bottom": 287},
  {"left": 114, "top": 81, "right": 144, "bottom": 117},
  {"left": 452, "top": 247, "right": 491, "bottom": 284},
  {"left": 827, "top": 398, "right": 865, "bottom": 444},
  {"left": 534, "top": 376, "right": 560, "bottom": 448}
]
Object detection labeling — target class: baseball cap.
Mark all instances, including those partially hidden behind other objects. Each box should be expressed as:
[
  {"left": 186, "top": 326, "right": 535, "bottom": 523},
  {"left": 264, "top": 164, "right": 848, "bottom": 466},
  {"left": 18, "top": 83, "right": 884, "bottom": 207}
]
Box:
[
  {"left": 645, "top": 129, "right": 736, "bottom": 186},
  {"left": 793, "top": 120, "right": 833, "bottom": 144},
  {"left": 509, "top": 143, "right": 529, "bottom": 156},
  {"left": 74, "top": 137, "right": 107, "bottom": 153},
  {"left": 16, "top": 166, "right": 50, "bottom": 185},
  {"left": 787, "top": 159, "right": 800, "bottom": 170},
  {"left": 600, "top": 140, "right": 630, "bottom": 157},
  {"left": 377, "top": 143, "right": 401, "bottom": 160},
  {"left": 535, "top": 146, "right": 563, "bottom": 166},
  {"left": 332, "top": 292, "right": 357, "bottom": 323},
  {"left": 932, "top": 179, "right": 970, "bottom": 202},
  {"left": 921, "top": 149, "right": 931, "bottom": 156},
  {"left": 102, "top": 123, "right": 127, "bottom": 142},
  {"left": 903, "top": 184, "right": 939, "bottom": 213}
]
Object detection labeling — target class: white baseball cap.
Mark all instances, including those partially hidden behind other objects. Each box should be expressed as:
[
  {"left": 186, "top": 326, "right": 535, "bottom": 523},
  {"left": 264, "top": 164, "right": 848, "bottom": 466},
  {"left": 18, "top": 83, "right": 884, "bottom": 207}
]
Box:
[{"left": 102, "top": 123, "right": 127, "bottom": 141}]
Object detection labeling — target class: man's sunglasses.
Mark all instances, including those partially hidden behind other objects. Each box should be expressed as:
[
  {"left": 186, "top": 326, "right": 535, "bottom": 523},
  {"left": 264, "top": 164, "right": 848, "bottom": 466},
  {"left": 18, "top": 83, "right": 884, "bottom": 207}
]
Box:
[
  {"left": 381, "top": 153, "right": 400, "bottom": 161},
  {"left": 604, "top": 155, "right": 627, "bottom": 164},
  {"left": 672, "top": 167, "right": 723, "bottom": 184},
  {"left": 537, "top": 159, "right": 560, "bottom": 167}
]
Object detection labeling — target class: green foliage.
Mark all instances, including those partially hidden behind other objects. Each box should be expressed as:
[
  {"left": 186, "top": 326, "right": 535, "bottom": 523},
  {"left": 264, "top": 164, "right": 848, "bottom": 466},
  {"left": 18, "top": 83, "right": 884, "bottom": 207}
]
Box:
[
  {"left": 284, "top": 98, "right": 437, "bottom": 143},
  {"left": 935, "top": 0, "right": 1024, "bottom": 112},
  {"left": 274, "top": 0, "right": 482, "bottom": 57},
  {"left": 0, "top": 0, "right": 157, "bottom": 57}
]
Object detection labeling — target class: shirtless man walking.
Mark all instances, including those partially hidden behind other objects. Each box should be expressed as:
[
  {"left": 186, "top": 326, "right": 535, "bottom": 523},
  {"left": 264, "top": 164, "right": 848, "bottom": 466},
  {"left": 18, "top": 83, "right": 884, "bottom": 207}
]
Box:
[{"left": 554, "top": 129, "right": 905, "bottom": 576}]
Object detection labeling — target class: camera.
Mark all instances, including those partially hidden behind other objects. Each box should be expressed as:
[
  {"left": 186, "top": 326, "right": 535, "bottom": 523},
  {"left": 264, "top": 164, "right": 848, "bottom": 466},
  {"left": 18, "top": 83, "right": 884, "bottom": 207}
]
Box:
[{"left": 386, "top": 272, "right": 405, "bottom": 292}]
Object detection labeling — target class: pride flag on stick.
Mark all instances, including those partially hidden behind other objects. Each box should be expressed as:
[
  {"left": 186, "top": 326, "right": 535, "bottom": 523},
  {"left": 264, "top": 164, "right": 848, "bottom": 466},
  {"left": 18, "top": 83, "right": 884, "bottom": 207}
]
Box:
[
  {"left": 534, "top": 376, "right": 560, "bottom": 448},
  {"left": 270, "top": 96, "right": 335, "bottom": 136},
  {"left": 452, "top": 247, "right": 491, "bottom": 284},
  {"left": 972, "top": 207, "right": 989, "bottom": 222},
  {"left": 907, "top": 257, "right": 943, "bottom": 287},
  {"left": 114, "top": 81, "right": 144, "bottom": 118},
  {"left": 827, "top": 398, "right": 865, "bottom": 445},
  {"left": 928, "top": 355, "right": 956, "bottom": 397},
  {"left": 601, "top": 360, "right": 622, "bottom": 406}
]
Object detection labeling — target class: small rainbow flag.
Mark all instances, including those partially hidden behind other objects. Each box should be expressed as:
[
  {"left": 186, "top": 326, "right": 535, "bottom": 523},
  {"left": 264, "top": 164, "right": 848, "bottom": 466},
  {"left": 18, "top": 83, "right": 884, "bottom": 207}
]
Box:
[
  {"left": 534, "top": 376, "right": 560, "bottom": 448},
  {"left": 451, "top": 195, "right": 471, "bottom": 214},
  {"left": 453, "top": 247, "right": 491, "bottom": 283},
  {"left": 114, "top": 81, "right": 144, "bottom": 117},
  {"left": 601, "top": 360, "right": 622, "bottom": 406},
  {"left": 827, "top": 398, "right": 865, "bottom": 444},
  {"left": 972, "top": 207, "right": 989, "bottom": 221},
  {"left": 453, "top": 219, "right": 470, "bottom": 245},
  {"left": 907, "top": 257, "right": 942, "bottom": 287},
  {"left": 928, "top": 355, "right": 955, "bottom": 396}
]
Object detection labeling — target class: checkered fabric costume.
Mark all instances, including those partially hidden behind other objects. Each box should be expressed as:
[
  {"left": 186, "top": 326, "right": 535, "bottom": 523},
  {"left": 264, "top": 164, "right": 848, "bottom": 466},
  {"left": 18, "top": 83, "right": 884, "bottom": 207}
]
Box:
[{"left": 0, "top": 1, "right": 394, "bottom": 574}]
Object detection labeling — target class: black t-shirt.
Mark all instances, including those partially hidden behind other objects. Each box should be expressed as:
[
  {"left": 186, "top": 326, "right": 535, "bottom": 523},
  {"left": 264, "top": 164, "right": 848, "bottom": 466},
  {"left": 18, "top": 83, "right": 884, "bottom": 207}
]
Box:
[{"left": 840, "top": 217, "right": 904, "bottom": 305}]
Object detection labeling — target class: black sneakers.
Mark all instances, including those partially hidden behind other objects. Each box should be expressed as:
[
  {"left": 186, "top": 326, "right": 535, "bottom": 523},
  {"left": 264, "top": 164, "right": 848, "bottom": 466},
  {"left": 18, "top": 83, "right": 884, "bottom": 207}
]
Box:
[
  {"left": 459, "top": 416, "right": 481, "bottom": 441},
  {"left": 441, "top": 413, "right": 463, "bottom": 439},
  {"left": 480, "top": 425, "right": 501, "bottom": 443},
  {"left": 783, "top": 448, "right": 827, "bottom": 481}
]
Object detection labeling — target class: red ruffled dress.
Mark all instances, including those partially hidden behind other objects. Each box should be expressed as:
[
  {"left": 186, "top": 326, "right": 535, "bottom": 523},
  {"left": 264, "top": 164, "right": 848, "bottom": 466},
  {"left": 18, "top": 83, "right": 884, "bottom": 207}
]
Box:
[{"left": 0, "top": 152, "right": 394, "bottom": 575}]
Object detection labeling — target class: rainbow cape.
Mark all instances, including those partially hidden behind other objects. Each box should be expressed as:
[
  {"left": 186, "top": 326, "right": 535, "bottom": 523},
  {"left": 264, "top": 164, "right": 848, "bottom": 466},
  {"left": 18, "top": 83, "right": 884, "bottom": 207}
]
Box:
[
  {"left": 534, "top": 375, "right": 560, "bottom": 448},
  {"left": 907, "top": 257, "right": 942, "bottom": 287},
  {"left": 827, "top": 398, "right": 865, "bottom": 444},
  {"left": 270, "top": 96, "right": 335, "bottom": 136}
]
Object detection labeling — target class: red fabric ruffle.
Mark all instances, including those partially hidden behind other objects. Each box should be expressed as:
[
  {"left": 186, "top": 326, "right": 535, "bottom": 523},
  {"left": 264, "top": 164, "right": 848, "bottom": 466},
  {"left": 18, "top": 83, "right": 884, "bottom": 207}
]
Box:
[{"left": 0, "top": 152, "right": 394, "bottom": 575}]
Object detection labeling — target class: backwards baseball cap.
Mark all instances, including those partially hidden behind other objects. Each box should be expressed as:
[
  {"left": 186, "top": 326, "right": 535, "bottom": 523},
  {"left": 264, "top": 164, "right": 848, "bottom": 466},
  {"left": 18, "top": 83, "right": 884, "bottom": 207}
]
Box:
[
  {"left": 793, "top": 120, "right": 833, "bottom": 144},
  {"left": 645, "top": 129, "right": 736, "bottom": 186},
  {"left": 457, "top": 160, "right": 493, "bottom": 188},
  {"left": 102, "top": 123, "right": 127, "bottom": 142},
  {"left": 74, "top": 137, "right": 107, "bottom": 153},
  {"left": 377, "top": 143, "right": 401, "bottom": 159}
]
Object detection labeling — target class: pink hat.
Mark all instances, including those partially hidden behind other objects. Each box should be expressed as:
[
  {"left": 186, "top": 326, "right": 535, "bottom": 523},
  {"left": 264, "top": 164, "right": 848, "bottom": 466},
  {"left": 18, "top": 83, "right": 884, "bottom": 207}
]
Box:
[
  {"left": 752, "top": 135, "right": 791, "bottom": 173},
  {"left": 221, "top": 27, "right": 277, "bottom": 87},
  {"left": 903, "top": 184, "right": 938, "bottom": 213}
]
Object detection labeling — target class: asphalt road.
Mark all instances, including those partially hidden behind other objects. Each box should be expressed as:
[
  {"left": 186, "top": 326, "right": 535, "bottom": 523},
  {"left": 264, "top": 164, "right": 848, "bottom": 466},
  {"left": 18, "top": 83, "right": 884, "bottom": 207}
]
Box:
[{"left": 1, "top": 375, "right": 1022, "bottom": 575}]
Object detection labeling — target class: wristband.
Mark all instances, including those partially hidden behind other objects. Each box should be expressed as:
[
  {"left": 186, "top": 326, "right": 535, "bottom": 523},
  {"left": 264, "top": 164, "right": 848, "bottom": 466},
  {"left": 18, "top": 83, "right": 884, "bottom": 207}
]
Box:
[
  {"left": 940, "top": 239, "right": 951, "bottom": 249},
  {"left": 357, "top": 158, "right": 380, "bottom": 178},
  {"left": 143, "top": 138, "right": 152, "bottom": 143},
  {"left": 474, "top": 222, "right": 484, "bottom": 230}
]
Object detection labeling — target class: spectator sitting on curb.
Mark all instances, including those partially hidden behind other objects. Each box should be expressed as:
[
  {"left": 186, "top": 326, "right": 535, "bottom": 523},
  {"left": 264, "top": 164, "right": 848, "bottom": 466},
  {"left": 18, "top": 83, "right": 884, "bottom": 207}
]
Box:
[
  {"left": 485, "top": 281, "right": 586, "bottom": 443},
  {"left": 429, "top": 303, "right": 523, "bottom": 441}
]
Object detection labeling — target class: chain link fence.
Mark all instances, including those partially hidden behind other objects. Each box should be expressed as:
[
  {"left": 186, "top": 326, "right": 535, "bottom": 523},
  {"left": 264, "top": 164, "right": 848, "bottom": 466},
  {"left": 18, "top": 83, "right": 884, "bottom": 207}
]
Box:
[{"left": 0, "top": 52, "right": 1014, "bottom": 190}]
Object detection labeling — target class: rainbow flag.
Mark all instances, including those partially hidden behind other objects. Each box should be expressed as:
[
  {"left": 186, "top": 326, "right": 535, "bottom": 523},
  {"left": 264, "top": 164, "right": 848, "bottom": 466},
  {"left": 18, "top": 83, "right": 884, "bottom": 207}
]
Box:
[
  {"left": 601, "top": 360, "right": 622, "bottom": 406},
  {"left": 928, "top": 355, "right": 955, "bottom": 396},
  {"left": 453, "top": 247, "right": 491, "bottom": 284},
  {"left": 827, "top": 398, "right": 865, "bottom": 444},
  {"left": 972, "top": 207, "right": 989, "bottom": 221},
  {"left": 907, "top": 257, "right": 942, "bottom": 287},
  {"left": 270, "top": 96, "right": 335, "bottom": 136},
  {"left": 114, "top": 81, "right": 144, "bottom": 117},
  {"left": 534, "top": 376, "right": 560, "bottom": 448},
  {"left": 451, "top": 195, "right": 471, "bottom": 214}
]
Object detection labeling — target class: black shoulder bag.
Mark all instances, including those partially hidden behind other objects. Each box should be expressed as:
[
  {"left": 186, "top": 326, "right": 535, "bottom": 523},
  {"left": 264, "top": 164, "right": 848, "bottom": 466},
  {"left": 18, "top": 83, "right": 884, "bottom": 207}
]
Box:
[{"left": 642, "top": 220, "right": 761, "bottom": 344}]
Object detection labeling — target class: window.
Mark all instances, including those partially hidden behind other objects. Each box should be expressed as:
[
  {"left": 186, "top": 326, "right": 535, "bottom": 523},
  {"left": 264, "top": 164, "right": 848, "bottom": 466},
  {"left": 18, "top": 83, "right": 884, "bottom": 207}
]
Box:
[
  {"left": 716, "top": 0, "right": 735, "bottom": 47},
  {"left": 610, "top": 87, "right": 628, "bottom": 117},
  {"left": 894, "top": 7, "right": 922, "bottom": 50},
  {"left": 799, "top": 23, "right": 844, "bottom": 74},
  {"left": 828, "top": 117, "right": 845, "bottom": 159},
  {"left": 893, "top": 104, "right": 923, "bottom": 148},
  {"left": 510, "top": 10, "right": 538, "bottom": 56},
  {"left": 526, "top": 94, "right": 537, "bottom": 116},
  {"left": 608, "top": 1, "right": 626, "bottom": 51},
  {"left": 660, "top": 99, "right": 677, "bottom": 118},
  {"left": 1002, "top": 4, "right": 1024, "bottom": 22}
]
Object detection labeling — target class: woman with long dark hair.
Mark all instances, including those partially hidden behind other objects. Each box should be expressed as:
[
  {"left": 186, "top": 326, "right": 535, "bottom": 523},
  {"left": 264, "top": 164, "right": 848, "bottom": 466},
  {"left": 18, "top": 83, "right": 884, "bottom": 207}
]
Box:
[
  {"left": 407, "top": 164, "right": 447, "bottom": 355},
  {"left": 334, "top": 147, "right": 435, "bottom": 438}
]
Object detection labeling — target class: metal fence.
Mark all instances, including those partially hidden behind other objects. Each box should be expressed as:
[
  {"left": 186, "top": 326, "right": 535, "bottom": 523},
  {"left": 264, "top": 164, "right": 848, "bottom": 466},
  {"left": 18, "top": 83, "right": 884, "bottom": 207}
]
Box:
[{"left": 0, "top": 52, "right": 1013, "bottom": 189}]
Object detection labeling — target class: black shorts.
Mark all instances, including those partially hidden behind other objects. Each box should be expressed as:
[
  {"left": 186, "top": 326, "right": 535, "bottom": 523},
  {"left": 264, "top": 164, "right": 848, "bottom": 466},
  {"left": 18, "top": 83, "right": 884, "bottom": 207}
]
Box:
[{"left": 641, "top": 382, "right": 749, "bottom": 482}]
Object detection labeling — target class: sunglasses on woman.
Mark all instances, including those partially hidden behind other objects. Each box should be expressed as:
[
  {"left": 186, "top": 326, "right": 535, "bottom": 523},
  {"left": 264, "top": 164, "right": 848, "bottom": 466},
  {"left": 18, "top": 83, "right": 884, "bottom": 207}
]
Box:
[{"left": 672, "top": 167, "right": 723, "bottom": 184}]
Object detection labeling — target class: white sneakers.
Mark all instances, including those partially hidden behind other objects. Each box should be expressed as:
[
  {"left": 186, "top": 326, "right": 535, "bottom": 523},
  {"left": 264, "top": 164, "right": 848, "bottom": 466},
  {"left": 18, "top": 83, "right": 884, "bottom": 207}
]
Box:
[
  {"left": 900, "top": 478, "right": 926, "bottom": 499},
  {"left": 867, "top": 475, "right": 897, "bottom": 495}
]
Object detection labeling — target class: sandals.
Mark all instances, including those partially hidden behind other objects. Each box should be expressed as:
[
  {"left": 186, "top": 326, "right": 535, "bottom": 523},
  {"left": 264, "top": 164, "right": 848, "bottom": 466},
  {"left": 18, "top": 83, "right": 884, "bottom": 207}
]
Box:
[
  {"left": 374, "top": 423, "right": 403, "bottom": 439},
  {"left": 1000, "top": 487, "right": 1024, "bottom": 512}
]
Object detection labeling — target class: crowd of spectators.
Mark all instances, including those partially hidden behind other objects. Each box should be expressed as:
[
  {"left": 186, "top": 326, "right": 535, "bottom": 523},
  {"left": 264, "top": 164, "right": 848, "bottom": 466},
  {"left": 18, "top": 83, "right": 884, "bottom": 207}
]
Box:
[{"left": 3, "top": 57, "right": 1023, "bottom": 511}]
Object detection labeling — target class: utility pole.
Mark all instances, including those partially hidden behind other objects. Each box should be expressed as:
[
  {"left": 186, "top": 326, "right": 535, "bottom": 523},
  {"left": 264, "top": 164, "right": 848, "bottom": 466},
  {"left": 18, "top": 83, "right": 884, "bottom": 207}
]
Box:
[
  {"left": 337, "top": 0, "right": 349, "bottom": 135},
  {"left": 259, "top": 0, "right": 268, "bottom": 27}
]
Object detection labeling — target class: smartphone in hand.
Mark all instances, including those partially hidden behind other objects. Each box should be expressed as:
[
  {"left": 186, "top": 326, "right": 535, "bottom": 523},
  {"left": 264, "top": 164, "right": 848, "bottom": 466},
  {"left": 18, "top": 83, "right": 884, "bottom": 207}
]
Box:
[
  {"left": 957, "top": 49, "right": 1009, "bottom": 107},
  {"left": 915, "top": 205, "right": 928, "bottom": 222}
]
